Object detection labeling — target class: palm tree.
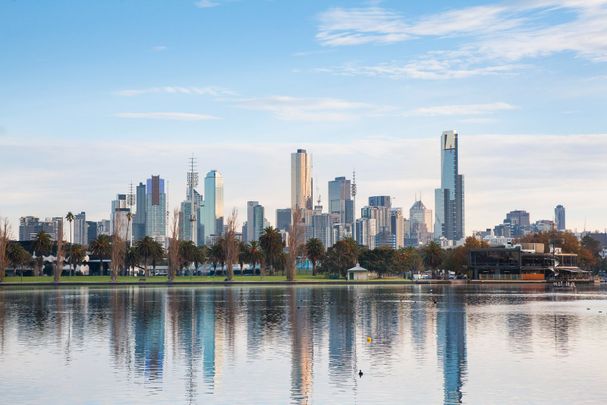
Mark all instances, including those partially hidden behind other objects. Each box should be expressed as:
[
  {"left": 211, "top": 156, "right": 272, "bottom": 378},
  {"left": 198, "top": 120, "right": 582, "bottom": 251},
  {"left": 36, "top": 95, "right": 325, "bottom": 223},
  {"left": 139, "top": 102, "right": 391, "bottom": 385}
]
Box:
[
  {"left": 209, "top": 239, "right": 225, "bottom": 275},
  {"left": 135, "top": 236, "right": 157, "bottom": 278},
  {"left": 305, "top": 238, "right": 325, "bottom": 276},
  {"left": 125, "top": 246, "right": 139, "bottom": 276},
  {"left": 70, "top": 244, "right": 86, "bottom": 275},
  {"left": 247, "top": 241, "right": 263, "bottom": 276},
  {"left": 33, "top": 231, "right": 52, "bottom": 276},
  {"left": 259, "top": 227, "right": 283, "bottom": 276},
  {"left": 179, "top": 240, "right": 197, "bottom": 273},
  {"left": 150, "top": 240, "right": 164, "bottom": 276},
  {"left": 65, "top": 212, "right": 74, "bottom": 276},
  {"left": 90, "top": 234, "right": 111, "bottom": 276},
  {"left": 238, "top": 241, "right": 248, "bottom": 275}
]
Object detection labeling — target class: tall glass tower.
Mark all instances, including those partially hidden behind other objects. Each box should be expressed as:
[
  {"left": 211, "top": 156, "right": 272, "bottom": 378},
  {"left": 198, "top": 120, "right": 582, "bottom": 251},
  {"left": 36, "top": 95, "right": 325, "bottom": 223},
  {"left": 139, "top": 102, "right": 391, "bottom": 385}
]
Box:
[
  {"left": 555, "top": 204, "right": 566, "bottom": 231},
  {"left": 201, "top": 170, "right": 224, "bottom": 243},
  {"left": 145, "top": 175, "right": 167, "bottom": 243},
  {"left": 291, "top": 149, "right": 313, "bottom": 211},
  {"left": 434, "top": 130, "right": 465, "bottom": 242}
]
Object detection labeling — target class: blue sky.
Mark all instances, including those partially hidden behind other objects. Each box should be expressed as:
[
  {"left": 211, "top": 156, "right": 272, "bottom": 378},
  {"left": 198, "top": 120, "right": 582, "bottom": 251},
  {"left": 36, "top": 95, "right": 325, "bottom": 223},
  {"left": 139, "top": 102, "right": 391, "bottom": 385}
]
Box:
[{"left": 1, "top": 0, "right": 606, "bottom": 234}]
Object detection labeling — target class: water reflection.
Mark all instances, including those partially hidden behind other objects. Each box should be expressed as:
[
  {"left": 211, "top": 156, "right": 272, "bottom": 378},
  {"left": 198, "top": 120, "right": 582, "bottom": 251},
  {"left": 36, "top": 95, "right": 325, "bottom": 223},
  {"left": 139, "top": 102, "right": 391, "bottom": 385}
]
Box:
[{"left": 0, "top": 285, "right": 606, "bottom": 404}]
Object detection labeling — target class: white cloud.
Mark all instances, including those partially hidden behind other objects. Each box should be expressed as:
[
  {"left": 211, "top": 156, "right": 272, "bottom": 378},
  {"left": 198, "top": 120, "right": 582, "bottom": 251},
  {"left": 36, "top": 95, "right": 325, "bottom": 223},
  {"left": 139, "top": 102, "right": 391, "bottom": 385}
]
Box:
[
  {"left": 152, "top": 45, "right": 167, "bottom": 52},
  {"left": 115, "top": 86, "right": 235, "bottom": 97},
  {"left": 315, "top": 1, "right": 607, "bottom": 78},
  {"left": 406, "top": 102, "right": 516, "bottom": 117},
  {"left": 237, "top": 96, "right": 391, "bottom": 122},
  {"left": 115, "top": 112, "right": 220, "bottom": 121},
  {"left": 195, "top": 0, "right": 219, "bottom": 8}
]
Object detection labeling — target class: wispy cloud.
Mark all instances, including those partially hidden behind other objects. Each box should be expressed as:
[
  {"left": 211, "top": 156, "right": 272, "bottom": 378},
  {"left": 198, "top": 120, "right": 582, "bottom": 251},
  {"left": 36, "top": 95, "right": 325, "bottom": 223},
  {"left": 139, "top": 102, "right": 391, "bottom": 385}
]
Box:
[
  {"left": 316, "top": 56, "right": 523, "bottom": 80},
  {"left": 237, "top": 96, "right": 391, "bottom": 122},
  {"left": 152, "top": 45, "right": 167, "bottom": 52},
  {"left": 115, "top": 112, "right": 220, "bottom": 121},
  {"left": 315, "top": 1, "right": 607, "bottom": 78},
  {"left": 195, "top": 0, "right": 219, "bottom": 8},
  {"left": 115, "top": 86, "right": 236, "bottom": 97},
  {"left": 405, "top": 102, "right": 517, "bottom": 117}
]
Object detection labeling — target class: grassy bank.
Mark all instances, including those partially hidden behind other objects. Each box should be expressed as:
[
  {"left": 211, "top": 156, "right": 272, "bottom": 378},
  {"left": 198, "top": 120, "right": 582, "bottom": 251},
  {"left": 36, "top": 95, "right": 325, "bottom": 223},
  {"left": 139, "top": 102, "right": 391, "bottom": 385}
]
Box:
[{"left": 0, "top": 274, "right": 421, "bottom": 285}]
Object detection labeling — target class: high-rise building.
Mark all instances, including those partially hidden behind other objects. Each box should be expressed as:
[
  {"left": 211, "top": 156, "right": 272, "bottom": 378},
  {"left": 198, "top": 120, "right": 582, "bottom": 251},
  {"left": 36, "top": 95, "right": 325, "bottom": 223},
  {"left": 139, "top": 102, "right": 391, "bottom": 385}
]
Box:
[
  {"left": 133, "top": 182, "right": 146, "bottom": 242},
  {"left": 19, "top": 216, "right": 41, "bottom": 241},
  {"left": 356, "top": 217, "right": 377, "bottom": 249},
  {"left": 361, "top": 205, "right": 391, "bottom": 235},
  {"left": 555, "top": 205, "right": 566, "bottom": 231},
  {"left": 246, "top": 201, "right": 259, "bottom": 242},
  {"left": 311, "top": 203, "right": 332, "bottom": 248},
  {"left": 201, "top": 170, "right": 224, "bottom": 243},
  {"left": 409, "top": 200, "right": 433, "bottom": 246},
  {"left": 328, "top": 176, "right": 354, "bottom": 241},
  {"left": 246, "top": 201, "right": 265, "bottom": 242},
  {"left": 276, "top": 208, "right": 292, "bottom": 232},
  {"left": 180, "top": 159, "right": 202, "bottom": 243},
  {"left": 390, "top": 208, "right": 404, "bottom": 249},
  {"left": 145, "top": 175, "right": 166, "bottom": 243},
  {"left": 434, "top": 130, "right": 465, "bottom": 243},
  {"left": 291, "top": 149, "right": 313, "bottom": 211},
  {"left": 86, "top": 221, "right": 98, "bottom": 244},
  {"left": 369, "top": 195, "right": 391, "bottom": 209},
  {"left": 110, "top": 194, "right": 128, "bottom": 235},
  {"left": 73, "top": 211, "right": 87, "bottom": 246}
]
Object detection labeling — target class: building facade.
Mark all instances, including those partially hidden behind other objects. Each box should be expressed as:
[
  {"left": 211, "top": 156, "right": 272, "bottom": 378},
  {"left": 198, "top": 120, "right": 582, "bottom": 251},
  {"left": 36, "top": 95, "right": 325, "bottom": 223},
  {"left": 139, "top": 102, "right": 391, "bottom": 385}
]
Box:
[
  {"left": 291, "top": 149, "right": 313, "bottom": 211},
  {"left": 555, "top": 205, "right": 566, "bottom": 231},
  {"left": 434, "top": 130, "right": 465, "bottom": 243},
  {"left": 145, "top": 175, "right": 166, "bottom": 243},
  {"left": 201, "top": 170, "right": 224, "bottom": 243}
]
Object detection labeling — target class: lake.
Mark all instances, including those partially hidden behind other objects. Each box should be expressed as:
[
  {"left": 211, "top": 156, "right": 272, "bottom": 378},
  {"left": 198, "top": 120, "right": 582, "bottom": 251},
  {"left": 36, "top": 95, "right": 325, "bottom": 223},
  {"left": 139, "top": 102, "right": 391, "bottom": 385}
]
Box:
[{"left": 1, "top": 285, "right": 606, "bottom": 404}]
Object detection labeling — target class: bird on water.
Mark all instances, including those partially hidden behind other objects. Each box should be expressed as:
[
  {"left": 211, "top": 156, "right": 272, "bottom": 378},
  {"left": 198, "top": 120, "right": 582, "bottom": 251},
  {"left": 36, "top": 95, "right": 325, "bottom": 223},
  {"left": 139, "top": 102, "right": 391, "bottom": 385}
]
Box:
[{"left": 358, "top": 370, "right": 364, "bottom": 378}]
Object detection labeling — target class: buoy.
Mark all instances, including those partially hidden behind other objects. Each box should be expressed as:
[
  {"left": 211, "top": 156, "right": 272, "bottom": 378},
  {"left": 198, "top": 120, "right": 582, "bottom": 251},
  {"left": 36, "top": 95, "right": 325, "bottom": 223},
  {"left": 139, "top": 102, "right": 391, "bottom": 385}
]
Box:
[
  {"left": 358, "top": 370, "right": 364, "bottom": 378},
  {"left": 367, "top": 337, "right": 372, "bottom": 343}
]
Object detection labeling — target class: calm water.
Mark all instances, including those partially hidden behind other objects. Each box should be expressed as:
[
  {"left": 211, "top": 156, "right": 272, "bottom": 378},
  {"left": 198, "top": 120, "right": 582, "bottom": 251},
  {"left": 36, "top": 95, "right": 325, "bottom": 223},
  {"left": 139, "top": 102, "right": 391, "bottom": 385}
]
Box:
[{"left": 1, "top": 285, "right": 607, "bottom": 405}]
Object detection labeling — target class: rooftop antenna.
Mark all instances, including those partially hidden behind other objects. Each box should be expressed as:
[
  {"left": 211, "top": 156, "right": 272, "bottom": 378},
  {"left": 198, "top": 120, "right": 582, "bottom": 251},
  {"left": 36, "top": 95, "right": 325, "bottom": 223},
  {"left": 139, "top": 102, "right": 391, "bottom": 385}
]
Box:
[{"left": 187, "top": 155, "right": 199, "bottom": 201}]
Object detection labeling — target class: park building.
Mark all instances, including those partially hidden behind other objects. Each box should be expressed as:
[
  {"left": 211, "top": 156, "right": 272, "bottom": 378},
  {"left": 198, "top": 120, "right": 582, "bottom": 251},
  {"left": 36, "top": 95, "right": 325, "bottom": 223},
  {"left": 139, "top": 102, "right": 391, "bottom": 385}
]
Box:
[{"left": 469, "top": 243, "right": 591, "bottom": 281}]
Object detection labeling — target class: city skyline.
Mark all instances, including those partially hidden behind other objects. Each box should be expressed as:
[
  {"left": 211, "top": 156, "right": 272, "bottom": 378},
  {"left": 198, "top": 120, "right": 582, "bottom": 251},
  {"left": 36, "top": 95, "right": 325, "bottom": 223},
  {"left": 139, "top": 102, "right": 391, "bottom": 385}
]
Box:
[{"left": 2, "top": 1, "right": 607, "bottom": 234}]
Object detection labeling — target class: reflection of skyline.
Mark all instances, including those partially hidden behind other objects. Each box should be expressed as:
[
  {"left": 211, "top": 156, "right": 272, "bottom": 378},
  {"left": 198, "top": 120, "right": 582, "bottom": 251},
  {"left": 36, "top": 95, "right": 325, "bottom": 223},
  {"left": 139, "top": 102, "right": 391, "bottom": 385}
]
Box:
[
  {"left": 437, "top": 287, "right": 467, "bottom": 405},
  {"left": 289, "top": 287, "right": 314, "bottom": 405},
  {"left": 0, "top": 285, "right": 598, "bottom": 404}
]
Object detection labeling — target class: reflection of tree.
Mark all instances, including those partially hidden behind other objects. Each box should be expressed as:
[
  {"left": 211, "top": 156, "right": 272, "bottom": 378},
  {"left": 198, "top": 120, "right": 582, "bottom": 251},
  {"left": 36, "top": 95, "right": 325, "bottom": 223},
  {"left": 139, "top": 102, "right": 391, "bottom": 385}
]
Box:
[
  {"left": 289, "top": 287, "right": 314, "bottom": 405},
  {"left": 436, "top": 288, "right": 467, "bottom": 405},
  {"left": 110, "top": 287, "right": 133, "bottom": 372}
]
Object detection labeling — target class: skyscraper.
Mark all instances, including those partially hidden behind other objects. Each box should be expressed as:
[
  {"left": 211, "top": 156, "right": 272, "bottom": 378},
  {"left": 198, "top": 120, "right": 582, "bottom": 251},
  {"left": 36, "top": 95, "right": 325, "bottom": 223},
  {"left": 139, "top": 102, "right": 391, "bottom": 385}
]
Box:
[
  {"left": 434, "top": 130, "right": 465, "bottom": 243},
  {"left": 201, "top": 170, "right": 224, "bottom": 243},
  {"left": 111, "top": 194, "right": 131, "bottom": 240},
  {"left": 555, "top": 205, "right": 566, "bottom": 231},
  {"left": 409, "top": 199, "right": 433, "bottom": 246},
  {"left": 73, "top": 211, "right": 87, "bottom": 246},
  {"left": 276, "top": 208, "right": 292, "bottom": 232},
  {"left": 246, "top": 201, "right": 259, "bottom": 242},
  {"left": 133, "top": 182, "right": 146, "bottom": 242},
  {"left": 291, "top": 149, "right": 313, "bottom": 211},
  {"left": 145, "top": 175, "right": 167, "bottom": 243},
  {"left": 180, "top": 158, "right": 202, "bottom": 243},
  {"left": 246, "top": 201, "right": 264, "bottom": 242},
  {"left": 328, "top": 176, "right": 354, "bottom": 240}
]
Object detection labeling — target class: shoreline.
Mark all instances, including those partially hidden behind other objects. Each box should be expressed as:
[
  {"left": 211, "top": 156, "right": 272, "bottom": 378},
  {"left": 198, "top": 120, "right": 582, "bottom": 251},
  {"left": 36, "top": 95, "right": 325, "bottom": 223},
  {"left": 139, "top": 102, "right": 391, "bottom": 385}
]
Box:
[{"left": 1, "top": 278, "right": 586, "bottom": 287}]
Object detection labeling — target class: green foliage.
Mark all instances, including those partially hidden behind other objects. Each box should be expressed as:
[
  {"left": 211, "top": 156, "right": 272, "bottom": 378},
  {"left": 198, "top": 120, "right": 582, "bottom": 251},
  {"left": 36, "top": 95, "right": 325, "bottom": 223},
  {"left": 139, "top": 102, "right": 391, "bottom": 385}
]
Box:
[
  {"left": 305, "top": 238, "right": 325, "bottom": 276},
  {"left": 259, "top": 227, "right": 283, "bottom": 275},
  {"left": 319, "top": 238, "right": 359, "bottom": 278}
]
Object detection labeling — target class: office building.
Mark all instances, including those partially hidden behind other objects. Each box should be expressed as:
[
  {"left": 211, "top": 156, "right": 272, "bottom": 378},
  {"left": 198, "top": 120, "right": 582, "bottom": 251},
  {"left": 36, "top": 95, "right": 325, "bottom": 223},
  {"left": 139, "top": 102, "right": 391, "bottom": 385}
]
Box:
[
  {"left": 110, "top": 194, "right": 128, "bottom": 235},
  {"left": 145, "top": 175, "right": 166, "bottom": 243},
  {"left": 291, "top": 149, "right": 313, "bottom": 211},
  {"left": 276, "top": 208, "right": 292, "bottom": 232},
  {"left": 86, "top": 221, "right": 98, "bottom": 244},
  {"left": 328, "top": 176, "right": 354, "bottom": 241},
  {"left": 390, "top": 208, "right": 404, "bottom": 249},
  {"left": 246, "top": 201, "right": 265, "bottom": 242},
  {"left": 368, "top": 195, "right": 391, "bottom": 209},
  {"left": 201, "top": 170, "right": 224, "bottom": 243},
  {"left": 73, "top": 211, "right": 87, "bottom": 245},
  {"left": 409, "top": 200, "right": 433, "bottom": 246},
  {"left": 434, "top": 130, "right": 465, "bottom": 243},
  {"left": 180, "top": 160, "right": 202, "bottom": 243},
  {"left": 133, "top": 182, "right": 146, "bottom": 242},
  {"left": 555, "top": 205, "right": 566, "bottom": 231},
  {"left": 356, "top": 217, "right": 377, "bottom": 249}
]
